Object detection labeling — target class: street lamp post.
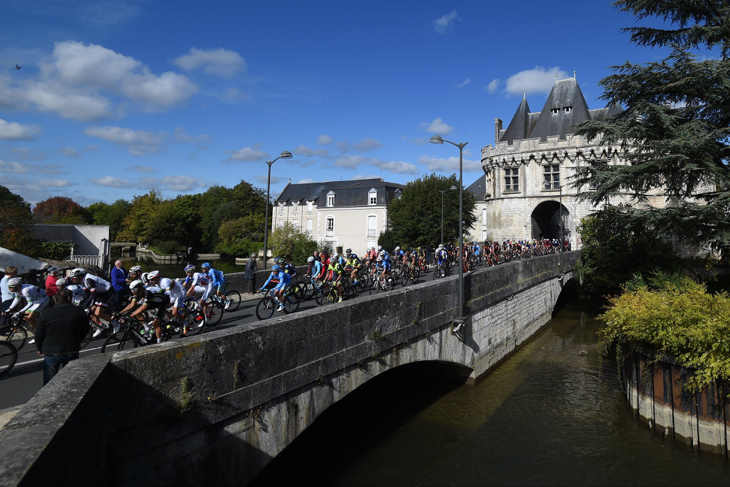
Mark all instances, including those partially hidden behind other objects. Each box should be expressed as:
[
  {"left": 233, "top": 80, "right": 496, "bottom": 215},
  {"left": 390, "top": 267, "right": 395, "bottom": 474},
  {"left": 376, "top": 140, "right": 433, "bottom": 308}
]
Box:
[
  {"left": 262, "top": 151, "right": 293, "bottom": 270},
  {"left": 440, "top": 185, "right": 457, "bottom": 245},
  {"left": 430, "top": 135, "right": 467, "bottom": 329}
]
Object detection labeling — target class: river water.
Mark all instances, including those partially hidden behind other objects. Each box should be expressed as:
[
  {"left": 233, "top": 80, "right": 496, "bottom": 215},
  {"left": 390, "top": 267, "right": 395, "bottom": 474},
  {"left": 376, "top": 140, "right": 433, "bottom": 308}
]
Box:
[{"left": 250, "top": 301, "right": 730, "bottom": 486}]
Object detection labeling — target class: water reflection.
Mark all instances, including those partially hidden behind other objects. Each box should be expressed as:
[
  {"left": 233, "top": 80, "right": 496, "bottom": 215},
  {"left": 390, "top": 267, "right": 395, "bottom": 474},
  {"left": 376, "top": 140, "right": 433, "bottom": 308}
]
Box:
[{"left": 251, "top": 301, "right": 730, "bottom": 486}]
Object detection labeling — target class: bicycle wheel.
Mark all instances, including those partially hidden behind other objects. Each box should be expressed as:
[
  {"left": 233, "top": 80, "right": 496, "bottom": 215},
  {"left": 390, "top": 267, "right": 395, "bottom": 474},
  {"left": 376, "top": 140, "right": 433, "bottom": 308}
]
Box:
[
  {"left": 255, "top": 297, "right": 275, "bottom": 320},
  {"left": 283, "top": 294, "right": 300, "bottom": 314},
  {"left": 101, "top": 330, "right": 139, "bottom": 353},
  {"left": 315, "top": 285, "right": 329, "bottom": 306},
  {"left": 412, "top": 267, "right": 420, "bottom": 283},
  {"left": 0, "top": 341, "right": 17, "bottom": 378},
  {"left": 80, "top": 324, "right": 93, "bottom": 349},
  {"left": 205, "top": 299, "right": 224, "bottom": 325},
  {"left": 401, "top": 271, "right": 410, "bottom": 287},
  {"left": 300, "top": 281, "right": 314, "bottom": 300},
  {"left": 0, "top": 322, "right": 27, "bottom": 352},
  {"left": 224, "top": 290, "right": 242, "bottom": 312}
]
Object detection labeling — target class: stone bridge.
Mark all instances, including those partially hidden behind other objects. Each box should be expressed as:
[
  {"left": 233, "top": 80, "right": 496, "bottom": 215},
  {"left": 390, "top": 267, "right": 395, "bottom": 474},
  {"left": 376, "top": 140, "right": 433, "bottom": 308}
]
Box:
[{"left": 0, "top": 252, "right": 580, "bottom": 487}]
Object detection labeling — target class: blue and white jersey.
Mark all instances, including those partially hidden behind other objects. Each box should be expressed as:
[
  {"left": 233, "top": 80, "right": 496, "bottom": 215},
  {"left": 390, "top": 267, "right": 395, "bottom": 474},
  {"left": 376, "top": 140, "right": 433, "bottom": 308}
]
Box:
[{"left": 207, "top": 268, "right": 225, "bottom": 284}]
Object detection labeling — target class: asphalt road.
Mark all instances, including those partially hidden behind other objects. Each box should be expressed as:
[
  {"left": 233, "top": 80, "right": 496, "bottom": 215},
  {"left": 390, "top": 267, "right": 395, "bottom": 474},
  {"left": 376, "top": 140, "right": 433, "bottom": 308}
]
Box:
[{"left": 0, "top": 293, "right": 325, "bottom": 411}]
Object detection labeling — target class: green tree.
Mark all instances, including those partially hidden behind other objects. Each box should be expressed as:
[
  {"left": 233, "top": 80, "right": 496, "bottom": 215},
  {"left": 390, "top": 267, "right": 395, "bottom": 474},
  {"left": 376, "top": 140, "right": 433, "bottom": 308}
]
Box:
[
  {"left": 32, "top": 196, "right": 91, "bottom": 224},
  {"left": 0, "top": 185, "right": 38, "bottom": 255},
  {"left": 197, "top": 185, "right": 234, "bottom": 251},
  {"left": 577, "top": 205, "right": 683, "bottom": 296},
  {"left": 217, "top": 213, "right": 265, "bottom": 256},
  {"left": 270, "top": 221, "right": 317, "bottom": 265},
  {"left": 117, "top": 189, "right": 164, "bottom": 243},
  {"left": 574, "top": 0, "right": 730, "bottom": 258},
  {"left": 386, "top": 173, "right": 477, "bottom": 248},
  {"left": 88, "top": 199, "right": 132, "bottom": 240}
]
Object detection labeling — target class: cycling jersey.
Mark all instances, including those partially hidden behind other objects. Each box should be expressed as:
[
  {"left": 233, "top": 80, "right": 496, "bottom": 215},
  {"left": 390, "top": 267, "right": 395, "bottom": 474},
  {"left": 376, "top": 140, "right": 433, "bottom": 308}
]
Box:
[
  {"left": 80, "top": 274, "right": 113, "bottom": 308},
  {"left": 261, "top": 271, "right": 290, "bottom": 291},
  {"left": 83, "top": 274, "right": 111, "bottom": 293},
  {"left": 346, "top": 257, "right": 361, "bottom": 268},
  {"left": 328, "top": 263, "right": 343, "bottom": 280},
  {"left": 312, "top": 260, "right": 323, "bottom": 278},
  {"left": 9, "top": 285, "right": 48, "bottom": 315},
  {"left": 66, "top": 284, "right": 85, "bottom": 306},
  {"left": 160, "top": 277, "right": 186, "bottom": 307},
  {"left": 133, "top": 287, "right": 169, "bottom": 319},
  {"left": 207, "top": 268, "right": 225, "bottom": 284},
  {"left": 375, "top": 260, "right": 391, "bottom": 272},
  {"left": 283, "top": 262, "right": 297, "bottom": 277},
  {"left": 190, "top": 272, "right": 211, "bottom": 288}
]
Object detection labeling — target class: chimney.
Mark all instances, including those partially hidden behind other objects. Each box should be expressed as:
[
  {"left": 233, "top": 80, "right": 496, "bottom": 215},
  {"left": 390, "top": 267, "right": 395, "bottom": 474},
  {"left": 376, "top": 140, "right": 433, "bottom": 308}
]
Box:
[{"left": 494, "top": 118, "right": 503, "bottom": 145}]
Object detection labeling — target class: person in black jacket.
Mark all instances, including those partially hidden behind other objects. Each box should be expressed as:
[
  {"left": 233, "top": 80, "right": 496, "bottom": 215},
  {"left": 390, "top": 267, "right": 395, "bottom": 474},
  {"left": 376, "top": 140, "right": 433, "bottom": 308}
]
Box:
[{"left": 35, "top": 289, "right": 90, "bottom": 385}]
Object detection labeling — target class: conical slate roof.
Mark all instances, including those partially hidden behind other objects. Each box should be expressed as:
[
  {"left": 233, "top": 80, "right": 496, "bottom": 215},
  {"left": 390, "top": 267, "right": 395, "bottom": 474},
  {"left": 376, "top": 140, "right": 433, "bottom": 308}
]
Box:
[
  {"left": 498, "top": 77, "right": 621, "bottom": 144},
  {"left": 501, "top": 95, "right": 531, "bottom": 144},
  {"left": 529, "top": 78, "right": 591, "bottom": 141}
]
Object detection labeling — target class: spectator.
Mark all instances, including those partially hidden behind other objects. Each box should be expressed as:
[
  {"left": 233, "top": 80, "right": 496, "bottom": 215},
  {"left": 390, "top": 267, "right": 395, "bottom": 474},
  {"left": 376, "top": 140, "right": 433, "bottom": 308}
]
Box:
[
  {"left": 0, "top": 266, "right": 18, "bottom": 328},
  {"left": 35, "top": 289, "right": 90, "bottom": 385},
  {"left": 244, "top": 254, "right": 258, "bottom": 295},
  {"left": 45, "top": 267, "right": 60, "bottom": 302},
  {"left": 110, "top": 260, "right": 129, "bottom": 312}
]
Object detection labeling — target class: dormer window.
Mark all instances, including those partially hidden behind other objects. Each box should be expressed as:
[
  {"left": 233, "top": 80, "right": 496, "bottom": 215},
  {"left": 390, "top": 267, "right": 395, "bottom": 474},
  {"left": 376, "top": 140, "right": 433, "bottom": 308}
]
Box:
[
  {"left": 327, "top": 191, "right": 335, "bottom": 207},
  {"left": 564, "top": 106, "right": 572, "bottom": 113},
  {"left": 395, "top": 189, "right": 402, "bottom": 200},
  {"left": 368, "top": 188, "right": 377, "bottom": 205},
  {"left": 293, "top": 202, "right": 298, "bottom": 213},
  {"left": 307, "top": 201, "right": 313, "bottom": 213},
  {"left": 551, "top": 108, "right": 560, "bottom": 114}
]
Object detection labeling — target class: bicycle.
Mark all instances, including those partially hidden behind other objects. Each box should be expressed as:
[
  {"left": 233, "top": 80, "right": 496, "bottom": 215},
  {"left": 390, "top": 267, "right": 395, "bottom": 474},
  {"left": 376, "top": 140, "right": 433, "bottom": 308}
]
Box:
[
  {"left": 218, "top": 283, "right": 242, "bottom": 312},
  {"left": 0, "top": 315, "right": 31, "bottom": 352},
  {"left": 0, "top": 340, "right": 18, "bottom": 378},
  {"left": 401, "top": 264, "right": 420, "bottom": 286},
  {"left": 256, "top": 288, "right": 300, "bottom": 320}
]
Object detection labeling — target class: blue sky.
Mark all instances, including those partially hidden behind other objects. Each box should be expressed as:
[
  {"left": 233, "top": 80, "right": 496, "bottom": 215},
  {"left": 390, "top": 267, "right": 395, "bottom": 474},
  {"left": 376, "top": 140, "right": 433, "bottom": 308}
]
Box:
[{"left": 0, "top": 0, "right": 671, "bottom": 206}]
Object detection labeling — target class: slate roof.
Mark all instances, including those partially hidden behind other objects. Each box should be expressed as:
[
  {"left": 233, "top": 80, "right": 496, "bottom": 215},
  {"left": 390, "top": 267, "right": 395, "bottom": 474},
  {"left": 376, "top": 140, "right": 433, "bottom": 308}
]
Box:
[
  {"left": 466, "top": 175, "right": 489, "bottom": 201},
  {"left": 499, "top": 77, "right": 623, "bottom": 144},
  {"left": 275, "top": 178, "right": 404, "bottom": 207}
]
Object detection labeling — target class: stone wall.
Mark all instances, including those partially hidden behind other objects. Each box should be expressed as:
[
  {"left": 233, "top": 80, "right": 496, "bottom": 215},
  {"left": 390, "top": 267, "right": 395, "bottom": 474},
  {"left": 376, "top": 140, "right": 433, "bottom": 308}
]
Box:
[{"left": 0, "top": 252, "right": 579, "bottom": 486}]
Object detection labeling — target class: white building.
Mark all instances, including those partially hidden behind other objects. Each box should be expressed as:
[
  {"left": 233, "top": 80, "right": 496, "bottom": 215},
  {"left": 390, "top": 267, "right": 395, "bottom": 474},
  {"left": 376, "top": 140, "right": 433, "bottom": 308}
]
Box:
[
  {"left": 477, "top": 76, "right": 675, "bottom": 248},
  {"left": 272, "top": 179, "right": 403, "bottom": 255}
]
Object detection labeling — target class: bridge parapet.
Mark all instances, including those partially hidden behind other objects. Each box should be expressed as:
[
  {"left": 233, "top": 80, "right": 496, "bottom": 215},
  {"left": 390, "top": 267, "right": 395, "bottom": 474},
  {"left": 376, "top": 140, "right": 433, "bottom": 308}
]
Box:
[{"left": 0, "top": 252, "right": 579, "bottom": 487}]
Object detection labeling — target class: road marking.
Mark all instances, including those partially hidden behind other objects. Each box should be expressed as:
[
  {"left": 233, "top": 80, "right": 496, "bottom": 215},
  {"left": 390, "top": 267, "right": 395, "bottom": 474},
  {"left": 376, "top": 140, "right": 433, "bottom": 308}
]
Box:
[{"left": 14, "top": 346, "right": 103, "bottom": 367}]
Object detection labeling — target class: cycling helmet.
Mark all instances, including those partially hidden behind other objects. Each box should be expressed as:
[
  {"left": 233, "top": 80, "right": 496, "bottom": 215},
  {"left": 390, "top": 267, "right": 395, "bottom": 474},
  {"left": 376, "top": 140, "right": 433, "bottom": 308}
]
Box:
[
  {"left": 129, "top": 265, "right": 142, "bottom": 274},
  {"left": 272, "top": 264, "right": 280, "bottom": 271},
  {"left": 55, "top": 278, "right": 68, "bottom": 287},
  {"left": 376, "top": 256, "right": 383, "bottom": 262},
  {"left": 147, "top": 270, "right": 160, "bottom": 281},
  {"left": 345, "top": 248, "right": 352, "bottom": 255},
  {"left": 201, "top": 262, "right": 211, "bottom": 269},
  {"left": 377, "top": 246, "right": 382, "bottom": 252},
  {"left": 184, "top": 264, "right": 195, "bottom": 273},
  {"left": 7, "top": 277, "right": 22, "bottom": 287},
  {"left": 395, "top": 246, "right": 400, "bottom": 251},
  {"left": 68, "top": 268, "right": 85, "bottom": 278},
  {"left": 307, "top": 256, "right": 314, "bottom": 263},
  {"left": 130, "top": 280, "right": 145, "bottom": 292},
  {"left": 275, "top": 257, "right": 284, "bottom": 264},
  {"left": 141, "top": 273, "right": 150, "bottom": 285},
  {"left": 379, "top": 250, "right": 385, "bottom": 256}
]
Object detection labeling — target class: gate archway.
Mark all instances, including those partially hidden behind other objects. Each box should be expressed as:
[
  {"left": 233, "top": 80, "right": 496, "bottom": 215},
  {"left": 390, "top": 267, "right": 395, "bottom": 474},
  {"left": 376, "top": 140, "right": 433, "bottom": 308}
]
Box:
[{"left": 531, "top": 201, "right": 569, "bottom": 240}]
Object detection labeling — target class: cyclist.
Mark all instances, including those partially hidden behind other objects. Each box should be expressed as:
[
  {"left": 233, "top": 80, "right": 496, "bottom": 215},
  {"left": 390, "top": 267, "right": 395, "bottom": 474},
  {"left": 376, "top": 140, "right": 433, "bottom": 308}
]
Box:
[
  {"left": 306, "top": 256, "right": 323, "bottom": 281},
  {"left": 185, "top": 265, "right": 212, "bottom": 320},
  {"left": 372, "top": 255, "right": 391, "bottom": 284},
  {"left": 326, "top": 257, "right": 345, "bottom": 302},
  {"left": 201, "top": 262, "right": 225, "bottom": 298},
  {"left": 120, "top": 280, "right": 170, "bottom": 344},
  {"left": 69, "top": 268, "right": 120, "bottom": 337},
  {"left": 127, "top": 265, "right": 143, "bottom": 284},
  {"left": 344, "top": 249, "right": 361, "bottom": 284},
  {"left": 260, "top": 264, "right": 290, "bottom": 312},
  {"left": 148, "top": 270, "right": 188, "bottom": 333},
  {"left": 3, "top": 277, "right": 48, "bottom": 333}
]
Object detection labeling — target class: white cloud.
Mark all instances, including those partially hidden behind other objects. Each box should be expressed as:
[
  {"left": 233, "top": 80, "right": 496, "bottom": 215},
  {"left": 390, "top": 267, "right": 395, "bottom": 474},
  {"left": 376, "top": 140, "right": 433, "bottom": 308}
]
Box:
[
  {"left": 505, "top": 66, "right": 569, "bottom": 96},
  {"left": 91, "top": 175, "right": 135, "bottom": 188},
  {"left": 433, "top": 10, "right": 460, "bottom": 34},
  {"left": 84, "top": 126, "right": 166, "bottom": 156},
  {"left": 317, "top": 134, "right": 332, "bottom": 145},
  {"left": 0, "top": 42, "right": 199, "bottom": 121},
  {"left": 172, "top": 48, "right": 246, "bottom": 77},
  {"left": 456, "top": 78, "right": 471, "bottom": 88},
  {"left": 254, "top": 175, "right": 288, "bottom": 184},
  {"left": 353, "top": 138, "right": 382, "bottom": 153},
  {"left": 485, "top": 79, "right": 500, "bottom": 94},
  {"left": 127, "top": 165, "right": 155, "bottom": 173},
  {"left": 293, "top": 145, "right": 329, "bottom": 157},
  {"left": 174, "top": 126, "right": 212, "bottom": 145},
  {"left": 60, "top": 146, "right": 80, "bottom": 157},
  {"left": 417, "top": 155, "right": 482, "bottom": 172},
  {"left": 380, "top": 161, "right": 418, "bottom": 175},
  {"left": 0, "top": 119, "right": 41, "bottom": 140},
  {"left": 37, "top": 178, "right": 73, "bottom": 187},
  {"left": 145, "top": 175, "right": 207, "bottom": 192},
  {"left": 224, "top": 147, "right": 269, "bottom": 163},
  {"left": 419, "top": 118, "right": 455, "bottom": 135},
  {"left": 0, "top": 160, "right": 30, "bottom": 174},
  {"left": 334, "top": 155, "right": 371, "bottom": 169}
]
